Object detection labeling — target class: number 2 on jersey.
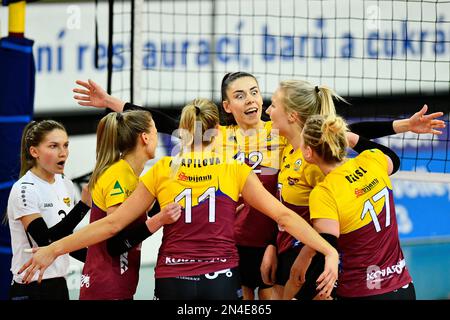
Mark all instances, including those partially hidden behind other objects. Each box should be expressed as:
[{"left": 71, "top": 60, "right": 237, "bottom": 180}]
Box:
[
  {"left": 174, "top": 187, "right": 216, "bottom": 223},
  {"left": 236, "top": 151, "right": 263, "bottom": 174},
  {"left": 360, "top": 187, "right": 391, "bottom": 232}
]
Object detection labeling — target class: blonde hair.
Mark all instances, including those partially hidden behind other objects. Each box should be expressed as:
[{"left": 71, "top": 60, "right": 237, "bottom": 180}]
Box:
[
  {"left": 278, "top": 80, "right": 347, "bottom": 126},
  {"left": 89, "top": 110, "right": 153, "bottom": 190},
  {"left": 302, "top": 114, "right": 348, "bottom": 163},
  {"left": 178, "top": 98, "right": 219, "bottom": 149},
  {"left": 170, "top": 98, "right": 219, "bottom": 177},
  {"left": 20, "top": 120, "right": 66, "bottom": 177}
]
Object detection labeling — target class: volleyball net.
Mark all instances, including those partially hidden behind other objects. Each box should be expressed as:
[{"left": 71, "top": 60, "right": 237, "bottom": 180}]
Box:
[{"left": 107, "top": 0, "right": 450, "bottom": 181}]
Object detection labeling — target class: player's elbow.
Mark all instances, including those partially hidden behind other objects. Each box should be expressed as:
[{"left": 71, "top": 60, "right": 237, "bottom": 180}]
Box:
[{"left": 275, "top": 211, "right": 293, "bottom": 231}]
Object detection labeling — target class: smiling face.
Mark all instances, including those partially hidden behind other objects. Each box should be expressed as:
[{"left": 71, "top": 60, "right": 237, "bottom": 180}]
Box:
[
  {"left": 222, "top": 76, "right": 263, "bottom": 130},
  {"left": 30, "top": 129, "right": 69, "bottom": 179}
]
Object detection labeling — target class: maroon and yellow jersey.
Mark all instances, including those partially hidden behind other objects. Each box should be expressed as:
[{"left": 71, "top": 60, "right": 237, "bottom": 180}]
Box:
[
  {"left": 310, "top": 149, "right": 412, "bottom": 298},
  {"left": 217, "top": 121, "right": 287, "bottom": 247},
  {"left": 80, "top": 159, "right": 146, "bottom": 300},
  {"left": 276, "top": 145, "right": 324, "bottom": 254},
  {"left": 140, "top": 151, "right": 253, "bottom": 278}
]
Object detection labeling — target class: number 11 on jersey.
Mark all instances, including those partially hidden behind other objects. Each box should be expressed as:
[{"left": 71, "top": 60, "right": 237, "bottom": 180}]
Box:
[{"left": 174, "top": 187, "right": 216, "bottom": 223}]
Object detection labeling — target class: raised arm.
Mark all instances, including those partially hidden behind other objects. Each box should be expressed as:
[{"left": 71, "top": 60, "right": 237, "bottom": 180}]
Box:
[
  {"left": 73, "top": 79, "right": 180, "bottom": 134},
  {"left": 393, "top": 104, "right": 445, "bottom": 135},
  {"left": 73, "top": 79, "right": 126, "bottom": 112},
  {"left": 348, "top": 104, "right": 445, "bottom": 139},
  {"left": 347, "top": 132, "right": 400, "bottom": 176}
]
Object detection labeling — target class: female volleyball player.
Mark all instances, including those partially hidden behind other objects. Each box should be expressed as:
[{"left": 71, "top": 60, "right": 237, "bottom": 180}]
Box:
[
  {"left": 18, "top": 98, "right": 339, "bottom": 300},
  {"left": 73, "top": 74, "right": 284, "bottom": 300},
  {"left": 7, "top": 120, "right": 91, "bottom": 300},
  {"left": 78, "top": 110, "right": 180, "bottom": 300},
  {"left": 264, "top": 80, "right": 445, "bottom": 299},
  {"left": 297, "top": 114, "right": 416, "bottom": 299},
  {"left": 72, "top": 77, "right": 444, "bottom": 300}
]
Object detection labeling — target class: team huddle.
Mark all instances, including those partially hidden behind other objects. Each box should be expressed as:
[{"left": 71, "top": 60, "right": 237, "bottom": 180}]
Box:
[{"left": 7, "top": 72, "right": 446, "bottom": 300}]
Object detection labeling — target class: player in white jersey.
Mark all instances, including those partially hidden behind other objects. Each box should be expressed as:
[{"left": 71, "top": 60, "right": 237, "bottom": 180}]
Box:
[{"left": 7, "top": 120, "right": 91, "bottom": 300}]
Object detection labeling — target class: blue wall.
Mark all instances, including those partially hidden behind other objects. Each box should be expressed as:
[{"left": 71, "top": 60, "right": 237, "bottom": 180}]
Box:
[{"left": 403, "top": 242, "right": 450, "bottom": 299}]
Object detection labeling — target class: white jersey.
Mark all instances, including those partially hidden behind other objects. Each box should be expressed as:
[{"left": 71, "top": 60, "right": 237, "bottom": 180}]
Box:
[{"left": 7, "top": 170, "right": 76, "bottom": 283}]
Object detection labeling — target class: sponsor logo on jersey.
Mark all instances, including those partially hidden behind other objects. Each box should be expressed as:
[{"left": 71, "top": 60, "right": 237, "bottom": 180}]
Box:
[
  {"left": 165, "top": 256, "right": 227, "bottom": 265},
  {"left": 366, "top": 259, "right": 406, "bottom": 286},
  {"left": 80, "top": 274, "right": 90, "bottom": 288},
  {"left": 293, "top": 159, "right": 302, "bottom": 171},
  {"left": 354, "top": 178, "right": 380, "bottom": 197},
  {"left": 44, "top": 202, "right": 53, "bottom": 208},
  {"left": 287, "top": 176, "right": 299, "bottom": 186},
  {"left": 178, "top": 172, "right": 212, "bottom": 182},
  {"left": 63, "top": 197, "right": 71, "bottom": 207},
  {"left": 110, "top": 180, "right": 124, "bottom": 196},
  {"left": 120, "top": 252, "right": 129, "bottom": 275}
]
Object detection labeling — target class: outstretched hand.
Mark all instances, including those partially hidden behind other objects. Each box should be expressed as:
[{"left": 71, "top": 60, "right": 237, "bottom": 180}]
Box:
[
  {"left": 73, "top": 79, "right": 110, "bottom": 109},
  {"left": 409, "top": 104, "right": 446, "bottom": 135},
  {"left": 18, "top": 246, "right": 57, "bottom": 284}
]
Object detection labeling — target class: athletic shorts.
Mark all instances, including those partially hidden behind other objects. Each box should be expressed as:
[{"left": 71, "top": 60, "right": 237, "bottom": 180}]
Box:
[
  {"left": 275, "top": 248, "right": 300, "bottom": 286},
  {"left": 154, "top": 267, "right": 242, "bottom": 300},
  {"left": 294, "top": 252, "right": 338, "bottom": 300},
  {"left": 237, "top": 245, "right": 273, "bottom": 290},
  {"left": 275, "top": 248, "right": 335, "bottom": 300},
  {"left": 338, "top": 282, "right": 416, "bottom": 300},
  {"left": 9, "top": 277, "right": 69, "bottom": 300}
]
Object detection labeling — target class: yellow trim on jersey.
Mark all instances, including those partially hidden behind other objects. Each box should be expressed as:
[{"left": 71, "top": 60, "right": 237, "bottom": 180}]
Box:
[
  {"left": 309, "top": 149, "right": 392, "bottom": 234},
  {"left": 278, "top": 145, "right": 324, "bottom": 206},
  {"left": 140, "top": 151, "right": 252, "bottom": 208},
  {"left": 216, "top": 121, "right": 287, "bottom": 170},
  {"left": 92, "top": 159, "right": 139, "bottom": 212}
]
